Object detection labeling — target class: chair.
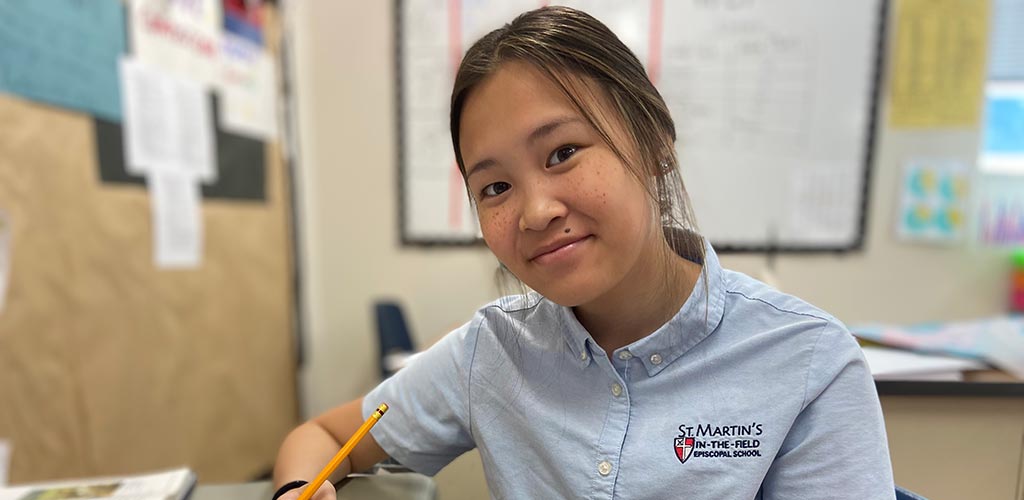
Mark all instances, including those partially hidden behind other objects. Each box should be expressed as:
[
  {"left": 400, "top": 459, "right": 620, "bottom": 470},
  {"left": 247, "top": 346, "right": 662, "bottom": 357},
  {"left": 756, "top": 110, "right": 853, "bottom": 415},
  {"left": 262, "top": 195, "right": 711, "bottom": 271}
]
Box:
[
  {"left": 895, "top": 486, "right": 928, "bottom": 500},
  {"left": 373, "top": 301, "right": 417, "bottom": 379}
]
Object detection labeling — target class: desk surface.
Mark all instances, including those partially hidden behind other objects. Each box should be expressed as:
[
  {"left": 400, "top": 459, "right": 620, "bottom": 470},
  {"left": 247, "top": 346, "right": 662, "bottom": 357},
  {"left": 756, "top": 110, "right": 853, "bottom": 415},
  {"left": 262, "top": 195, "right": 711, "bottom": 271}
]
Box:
[
  {"left": 192, "top": 474, "right": 436, "bottom": 500},
  {"left": 875, "top": 369, "right": 1024, "bottom": 397}
]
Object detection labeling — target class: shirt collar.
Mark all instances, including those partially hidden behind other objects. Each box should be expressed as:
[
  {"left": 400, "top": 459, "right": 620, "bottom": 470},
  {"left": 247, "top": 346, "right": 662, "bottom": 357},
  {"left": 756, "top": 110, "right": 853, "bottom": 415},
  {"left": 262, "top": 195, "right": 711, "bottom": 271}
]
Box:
[{"left": 555, "top": 237, "right": 727, "bottom": 374}]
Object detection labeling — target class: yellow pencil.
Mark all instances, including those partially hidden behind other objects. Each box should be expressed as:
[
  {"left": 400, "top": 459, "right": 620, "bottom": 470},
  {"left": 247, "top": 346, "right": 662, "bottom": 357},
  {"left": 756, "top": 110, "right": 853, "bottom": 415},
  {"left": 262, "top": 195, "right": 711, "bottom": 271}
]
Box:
[{"left": 296, "top": 403, "right": 389, "bottom": 500}]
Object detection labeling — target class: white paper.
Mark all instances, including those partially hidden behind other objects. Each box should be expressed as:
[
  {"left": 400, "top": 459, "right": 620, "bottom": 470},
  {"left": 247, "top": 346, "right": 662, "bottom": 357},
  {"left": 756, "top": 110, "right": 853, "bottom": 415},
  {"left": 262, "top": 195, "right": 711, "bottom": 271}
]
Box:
[
  {"left": 0, "top": 439, "right": 9, "bottom": 486},
  {"left": 0, "top": 211, "right": 9, "bottom": 316},
  {"left": 218, "top": 36, "right": 279, "bottom": 140},
  {"left": 129, "top": 0, "right": 222, "bottom": 85},
  {"left": 120, "top": 58, "right": 216, "bottom": 182},
  {"left": 862, "top": 346, "right": 987, "bottom": 381},
  {"left": 149, "top": 170, "right": 203, "bottom": 269},
  {"left": 0, "top": 467, "right": 194, "bottom": 500}
]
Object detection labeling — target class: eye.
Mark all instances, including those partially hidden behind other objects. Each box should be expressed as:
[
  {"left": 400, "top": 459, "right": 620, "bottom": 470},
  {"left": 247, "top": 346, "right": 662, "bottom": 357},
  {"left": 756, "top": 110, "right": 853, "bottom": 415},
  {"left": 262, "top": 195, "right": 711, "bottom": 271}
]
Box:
[
  {"left": 482, "top": 181, "right": 511, "bottom": 198},
  {"left": 547, "top": 145, "right": 578, "bottom": 167}
]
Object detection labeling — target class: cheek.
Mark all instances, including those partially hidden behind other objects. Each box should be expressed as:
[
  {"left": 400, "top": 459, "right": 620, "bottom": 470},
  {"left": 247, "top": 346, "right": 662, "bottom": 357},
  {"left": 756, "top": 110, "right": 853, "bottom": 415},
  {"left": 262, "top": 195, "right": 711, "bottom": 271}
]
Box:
[{"left": 478, "top": 206, "right": 517, "bottom": 252}]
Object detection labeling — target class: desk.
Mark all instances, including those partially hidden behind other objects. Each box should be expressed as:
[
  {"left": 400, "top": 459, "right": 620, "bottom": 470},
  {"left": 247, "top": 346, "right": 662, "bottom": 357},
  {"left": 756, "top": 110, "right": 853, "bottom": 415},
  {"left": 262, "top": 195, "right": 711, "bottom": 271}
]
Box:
[
  {"left": 876, "top": 368, "right": 1024, "bottom": 397},
  {"left": 876, "top": 369, "right": 1024, "bottom": 500},
  {"left": 192, "top": 473, "right": 437, "bottom": 500}
]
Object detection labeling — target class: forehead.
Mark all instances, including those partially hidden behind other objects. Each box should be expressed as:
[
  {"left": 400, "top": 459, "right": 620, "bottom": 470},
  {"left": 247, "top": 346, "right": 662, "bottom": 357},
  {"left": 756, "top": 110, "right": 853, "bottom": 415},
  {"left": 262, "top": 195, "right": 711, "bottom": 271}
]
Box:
[{"left": 459, "top": 61, "right": 581, "bottom": 152}]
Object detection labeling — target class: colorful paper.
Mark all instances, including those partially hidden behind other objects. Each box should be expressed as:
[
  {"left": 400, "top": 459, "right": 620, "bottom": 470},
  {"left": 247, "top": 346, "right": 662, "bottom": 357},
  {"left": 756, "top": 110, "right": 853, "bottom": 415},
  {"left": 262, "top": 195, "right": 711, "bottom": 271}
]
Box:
[
  {"left": 979, "top": 82, "right": 1024, "bottom": 174},
  {"left": 852, "top": 317, "right": 1024, "bottom": 379},
  {"left": 889, "top": 0, "right": 991, "bottom": 127},
  {"left": 0, "top": 0, "right": 126, "bottom": 120},
  {"left": 897, "top": 160, "right": 970, "bottom": 243},
  {"left": 977, "top": 175, "right": 1024, "bottom": 246},
  {"left": 129, "top": 0, "right": 222, "bottom": 85}
]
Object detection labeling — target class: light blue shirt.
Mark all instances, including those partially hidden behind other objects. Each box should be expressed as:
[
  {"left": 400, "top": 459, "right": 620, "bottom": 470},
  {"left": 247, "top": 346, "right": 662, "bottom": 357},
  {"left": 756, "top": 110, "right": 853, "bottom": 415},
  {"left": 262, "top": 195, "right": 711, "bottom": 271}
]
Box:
[{"left": 364, "top": 243, "right": 895, "bottom": 499}]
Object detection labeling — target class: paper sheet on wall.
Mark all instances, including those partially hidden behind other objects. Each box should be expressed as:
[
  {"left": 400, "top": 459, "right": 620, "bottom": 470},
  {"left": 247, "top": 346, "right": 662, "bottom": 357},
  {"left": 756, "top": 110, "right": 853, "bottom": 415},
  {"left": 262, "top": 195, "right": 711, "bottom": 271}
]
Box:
[
  {"left": 0, "top": 0, "right": 127, "bottom": 121},
  {"left": 976, "top": 174, "right": 1024, "bottom": 246},
  {"left": 980, "top": 82, "right": 1024, "bottom": 175},
  {"left": 896, "top": 159, "right": 969, "bottom": 243},
  {"left": 889, "top": 0, "right": 991, "bottom": 127},
  {"left": 218, "top": 35, "right": 278, "bottom": 140},
  {"left": 129, "top": 0, "right": 222, "bottom": 86},
  {"left": 120, "top": 58, "right": 216, "bottom": 182},
  {"left": 149, "top": 170, "right": 202, "bottom": 269},
  {"left": 0, "top": 439, "right": 8, "bottom": 486},
  {"left": 0, "top": 211, "right": 9, "bottom": 316}
]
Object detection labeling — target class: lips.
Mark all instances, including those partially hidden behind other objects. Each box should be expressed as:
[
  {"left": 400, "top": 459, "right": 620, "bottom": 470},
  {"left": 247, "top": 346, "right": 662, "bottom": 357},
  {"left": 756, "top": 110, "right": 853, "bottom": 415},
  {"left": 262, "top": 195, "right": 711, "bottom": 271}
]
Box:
[{"left": 529, "top": 235, "right": 591, "bottom": 262}]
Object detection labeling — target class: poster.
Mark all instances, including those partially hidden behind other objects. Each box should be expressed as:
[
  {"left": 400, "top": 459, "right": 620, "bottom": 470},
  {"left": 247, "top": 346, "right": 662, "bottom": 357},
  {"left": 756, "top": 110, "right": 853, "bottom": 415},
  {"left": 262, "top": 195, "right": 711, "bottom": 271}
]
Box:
[
  {"left": 129, "top": 0, "right": 222, "bottom": 85},
  {"left": 897, "top": 159, "right": 969, "bottom": 243}
]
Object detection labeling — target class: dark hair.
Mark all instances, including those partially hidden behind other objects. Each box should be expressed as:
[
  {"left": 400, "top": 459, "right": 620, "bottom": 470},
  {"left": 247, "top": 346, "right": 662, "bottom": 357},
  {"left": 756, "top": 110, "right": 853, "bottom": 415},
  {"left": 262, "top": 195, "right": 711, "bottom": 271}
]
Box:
[{"left": 451, "top": 6, "right": 705, "bottom": 292}]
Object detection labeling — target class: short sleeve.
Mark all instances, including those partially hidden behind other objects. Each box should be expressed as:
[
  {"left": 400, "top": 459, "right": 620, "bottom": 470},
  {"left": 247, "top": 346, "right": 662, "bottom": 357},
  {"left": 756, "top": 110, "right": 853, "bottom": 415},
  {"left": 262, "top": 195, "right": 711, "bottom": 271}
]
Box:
[
  {"left": 362, "top": 317, "right": 481, "bottom": 475},
  {"left": 760, "top": 321, "right": 896, "bottom": 499}
]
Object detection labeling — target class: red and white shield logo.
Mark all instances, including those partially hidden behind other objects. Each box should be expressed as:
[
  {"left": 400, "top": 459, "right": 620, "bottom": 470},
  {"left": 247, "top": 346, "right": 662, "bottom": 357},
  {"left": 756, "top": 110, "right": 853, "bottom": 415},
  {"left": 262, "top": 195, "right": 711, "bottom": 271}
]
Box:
[{"left": 674, "top": 436, "right": 695, "bottom": 464}]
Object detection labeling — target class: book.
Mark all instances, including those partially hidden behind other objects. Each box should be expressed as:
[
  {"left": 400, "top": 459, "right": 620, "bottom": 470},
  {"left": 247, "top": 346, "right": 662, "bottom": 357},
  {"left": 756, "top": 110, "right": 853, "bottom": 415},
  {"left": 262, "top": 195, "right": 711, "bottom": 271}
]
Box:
[{"left": 0, "top": 467, "right": 195, "bottom": 500}]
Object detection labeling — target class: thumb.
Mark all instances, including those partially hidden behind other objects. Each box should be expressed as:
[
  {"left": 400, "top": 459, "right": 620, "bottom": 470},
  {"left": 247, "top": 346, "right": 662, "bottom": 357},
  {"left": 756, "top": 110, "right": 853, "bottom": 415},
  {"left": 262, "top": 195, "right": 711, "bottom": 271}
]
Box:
[{"left": 276, "top": 481, "right": 335, "bottom": 500}]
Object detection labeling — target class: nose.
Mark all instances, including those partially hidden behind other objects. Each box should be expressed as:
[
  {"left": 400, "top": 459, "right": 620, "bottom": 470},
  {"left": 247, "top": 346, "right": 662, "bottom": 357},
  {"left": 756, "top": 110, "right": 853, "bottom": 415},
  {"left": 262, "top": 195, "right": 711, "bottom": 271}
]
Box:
[{"left": 518, "top": 185, "right": 568, "bottom": 232}]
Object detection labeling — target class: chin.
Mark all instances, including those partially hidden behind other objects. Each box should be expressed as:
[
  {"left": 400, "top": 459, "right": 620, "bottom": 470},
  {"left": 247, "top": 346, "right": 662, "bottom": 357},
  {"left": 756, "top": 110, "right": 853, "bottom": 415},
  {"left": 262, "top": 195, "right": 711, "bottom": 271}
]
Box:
[{"left": 530, "top": 281, "right": 601, "bottom": 308}]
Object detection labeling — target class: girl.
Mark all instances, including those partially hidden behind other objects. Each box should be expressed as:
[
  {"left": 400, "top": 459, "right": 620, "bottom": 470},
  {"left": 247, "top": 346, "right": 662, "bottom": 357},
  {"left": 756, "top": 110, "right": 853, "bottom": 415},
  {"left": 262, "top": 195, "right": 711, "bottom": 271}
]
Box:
[{"left": 274, "top": 6, "right": 895, "bottom": 499}]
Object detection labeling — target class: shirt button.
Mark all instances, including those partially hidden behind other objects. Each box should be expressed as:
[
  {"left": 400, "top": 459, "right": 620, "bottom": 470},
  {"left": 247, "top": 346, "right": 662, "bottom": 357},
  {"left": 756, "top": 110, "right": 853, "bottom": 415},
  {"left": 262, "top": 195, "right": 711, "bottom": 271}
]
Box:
[
  {"left": 650, "top": 353, "right": 663, "bottom": 365},
  {"left": 580, "top": 351, "right": 588, "bottom": 362},
  {"left": 611, "top": 383, "right": 623, "bottom": 397},
  {"left": 618, "top": 351, "right": 633, "bottom": 360},
  {"left": 598, "top": 460, "right": 613, "bottom": 476}
]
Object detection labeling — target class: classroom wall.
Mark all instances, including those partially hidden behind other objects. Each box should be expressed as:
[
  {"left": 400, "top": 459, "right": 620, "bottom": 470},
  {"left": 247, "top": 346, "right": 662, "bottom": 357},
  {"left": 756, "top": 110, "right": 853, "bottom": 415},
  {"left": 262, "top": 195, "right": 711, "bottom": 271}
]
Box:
[{"left": 287, "top": 2, "right": 1012, "bottom": 499}]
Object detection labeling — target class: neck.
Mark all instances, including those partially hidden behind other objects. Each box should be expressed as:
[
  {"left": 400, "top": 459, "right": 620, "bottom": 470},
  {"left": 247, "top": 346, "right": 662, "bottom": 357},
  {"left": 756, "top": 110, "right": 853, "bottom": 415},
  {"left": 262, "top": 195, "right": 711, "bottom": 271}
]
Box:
[{"left": 573, "top": 241, "right": 701, "bottom": 354}]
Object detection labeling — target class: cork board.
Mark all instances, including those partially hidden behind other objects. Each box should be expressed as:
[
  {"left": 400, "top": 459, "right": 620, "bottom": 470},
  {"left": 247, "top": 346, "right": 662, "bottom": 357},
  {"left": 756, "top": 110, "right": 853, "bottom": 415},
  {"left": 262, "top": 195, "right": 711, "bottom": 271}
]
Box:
[{"left": 0, "top": 11, "right": 298, "bottom": 484}]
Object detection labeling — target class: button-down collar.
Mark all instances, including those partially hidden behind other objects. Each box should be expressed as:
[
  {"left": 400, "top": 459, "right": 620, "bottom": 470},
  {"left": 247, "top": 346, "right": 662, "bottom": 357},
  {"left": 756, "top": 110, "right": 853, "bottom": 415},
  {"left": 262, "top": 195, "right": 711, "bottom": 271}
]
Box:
[{"left": 558, "top": 239, "right": 726, "bottom": 376}]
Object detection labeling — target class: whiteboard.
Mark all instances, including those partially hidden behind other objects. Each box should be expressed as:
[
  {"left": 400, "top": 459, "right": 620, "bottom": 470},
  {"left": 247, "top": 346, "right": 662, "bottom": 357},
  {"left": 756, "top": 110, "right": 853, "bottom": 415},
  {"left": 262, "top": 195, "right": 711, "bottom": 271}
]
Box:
[{"left": 397, "top": 0, "right": 884, "bottom": 251}]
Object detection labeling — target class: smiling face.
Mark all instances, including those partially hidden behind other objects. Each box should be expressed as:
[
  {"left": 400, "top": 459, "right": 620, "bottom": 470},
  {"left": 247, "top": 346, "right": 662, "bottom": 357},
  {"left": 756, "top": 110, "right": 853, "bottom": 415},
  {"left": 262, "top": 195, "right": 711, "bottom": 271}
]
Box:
[{"left": 459, "top": 61, "right": 663, "bottom": 307}]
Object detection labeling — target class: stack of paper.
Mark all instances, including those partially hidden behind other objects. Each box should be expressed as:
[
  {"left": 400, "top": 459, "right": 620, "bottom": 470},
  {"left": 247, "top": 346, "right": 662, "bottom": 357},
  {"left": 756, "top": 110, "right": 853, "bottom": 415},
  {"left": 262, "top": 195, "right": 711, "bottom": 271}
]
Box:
[
  {"left": 852, "top": 316, "right": 1024, "bottom": 379},
  {"left": 862, "top": 346, "right": 988, "bottom": 381}
]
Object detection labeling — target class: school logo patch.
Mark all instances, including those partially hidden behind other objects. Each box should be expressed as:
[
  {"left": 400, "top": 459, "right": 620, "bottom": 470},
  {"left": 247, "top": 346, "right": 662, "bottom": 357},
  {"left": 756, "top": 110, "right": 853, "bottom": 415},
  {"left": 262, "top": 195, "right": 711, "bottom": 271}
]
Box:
[
  {"left": 673, "top": 422, "right": 764, "bottom": 465},
  {"left": 674, "top": 436, "right": 695, "bottom": 464}
]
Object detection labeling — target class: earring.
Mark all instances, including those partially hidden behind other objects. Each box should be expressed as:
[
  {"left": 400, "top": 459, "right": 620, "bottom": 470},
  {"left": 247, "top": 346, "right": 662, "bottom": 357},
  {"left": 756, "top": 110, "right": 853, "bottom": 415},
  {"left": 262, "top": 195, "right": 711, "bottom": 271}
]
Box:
[{"left": 659, "top": 160, "right": 672, "bottom": 173}]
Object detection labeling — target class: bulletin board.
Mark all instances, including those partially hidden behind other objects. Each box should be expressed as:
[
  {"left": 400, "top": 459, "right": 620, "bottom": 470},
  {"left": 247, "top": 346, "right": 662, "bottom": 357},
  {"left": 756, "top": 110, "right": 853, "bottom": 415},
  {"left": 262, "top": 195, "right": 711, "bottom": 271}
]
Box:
[
  {"left": 0, "top": 0, "right": 298, "bottom": 484},
  {"left": 396, "top": 0, "right": 886, "bottom": 252}
]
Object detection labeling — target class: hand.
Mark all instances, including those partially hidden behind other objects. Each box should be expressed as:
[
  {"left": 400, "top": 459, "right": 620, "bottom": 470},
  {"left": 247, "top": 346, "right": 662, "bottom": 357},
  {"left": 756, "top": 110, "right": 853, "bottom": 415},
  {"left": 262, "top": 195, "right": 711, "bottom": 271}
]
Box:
[{"left": 277, "top": 481, "right": 336, "bottom": 500}]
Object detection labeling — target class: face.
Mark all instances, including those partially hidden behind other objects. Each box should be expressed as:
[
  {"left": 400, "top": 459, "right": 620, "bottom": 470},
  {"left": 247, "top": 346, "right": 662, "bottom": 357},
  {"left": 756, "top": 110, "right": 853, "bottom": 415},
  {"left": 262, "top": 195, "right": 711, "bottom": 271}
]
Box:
[{"left": 459, "top": 61, "right": 662, "bottom": 307}]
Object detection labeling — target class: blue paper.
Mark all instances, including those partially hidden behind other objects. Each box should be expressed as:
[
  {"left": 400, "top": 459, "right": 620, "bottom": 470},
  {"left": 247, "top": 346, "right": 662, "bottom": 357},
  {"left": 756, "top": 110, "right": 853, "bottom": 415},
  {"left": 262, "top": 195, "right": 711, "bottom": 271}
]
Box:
[
  {"left": 983, "top": 94, "right": 1024, "bottom": 154},
  {"left": 0, "top": 0, "right": 127, "bottom": 121}
]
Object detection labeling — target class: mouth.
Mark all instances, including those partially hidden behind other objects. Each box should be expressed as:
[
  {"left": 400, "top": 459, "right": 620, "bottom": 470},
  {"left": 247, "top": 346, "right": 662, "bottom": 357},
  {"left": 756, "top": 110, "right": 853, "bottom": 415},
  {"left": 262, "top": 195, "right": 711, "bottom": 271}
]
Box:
[{"left": 529, "top": 235, "right": 593, "bottom": 263}]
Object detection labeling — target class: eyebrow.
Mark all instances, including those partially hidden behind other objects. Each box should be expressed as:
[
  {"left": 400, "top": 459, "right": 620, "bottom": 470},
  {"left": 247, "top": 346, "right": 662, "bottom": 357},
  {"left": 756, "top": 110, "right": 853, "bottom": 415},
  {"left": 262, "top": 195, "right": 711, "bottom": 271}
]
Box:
[{"left": 465, "top": 116, "right": 584, "bottom": 179}]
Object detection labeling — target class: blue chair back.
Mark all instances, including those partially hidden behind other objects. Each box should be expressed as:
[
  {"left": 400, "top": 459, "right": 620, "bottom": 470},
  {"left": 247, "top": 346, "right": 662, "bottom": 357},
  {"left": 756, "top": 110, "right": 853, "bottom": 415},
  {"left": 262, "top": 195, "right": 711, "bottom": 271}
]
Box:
[
  {"left": 895, "top": 486, "right": 928, "bottom": 500},
  {"left": 374, "top": 301, "right": 416, "bottom": 378}
]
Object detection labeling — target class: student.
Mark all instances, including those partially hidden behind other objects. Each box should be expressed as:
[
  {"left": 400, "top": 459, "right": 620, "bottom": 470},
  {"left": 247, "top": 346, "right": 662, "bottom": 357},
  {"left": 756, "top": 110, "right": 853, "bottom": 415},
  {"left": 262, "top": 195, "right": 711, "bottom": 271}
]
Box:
[{"left": 273, "top": 6, "right": 895, "bottom": 500}]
